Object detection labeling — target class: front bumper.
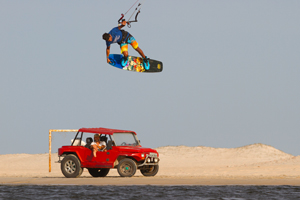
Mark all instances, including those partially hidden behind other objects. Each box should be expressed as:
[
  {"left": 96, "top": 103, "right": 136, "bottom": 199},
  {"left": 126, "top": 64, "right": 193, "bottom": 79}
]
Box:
[{"left": 138, "top": 154, "right": 160, "bottom": 167}]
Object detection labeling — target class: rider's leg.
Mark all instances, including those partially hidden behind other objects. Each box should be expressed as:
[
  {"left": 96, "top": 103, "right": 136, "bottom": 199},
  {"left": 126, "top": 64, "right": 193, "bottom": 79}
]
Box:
[
  {"left": 91, "top": 144, "right": 97, "bottom": 157},
  {"left": 122, "top": 50, "right": 128, "bottom": 59},
  {"left": 120, "top": 44, "right": 129, "bottom": 67},
  {"left": 129, "top": 39, "right": 150, "bottom": 69},
  {"left": 134, "top": 47, "right": 146, "bottom": 59}
]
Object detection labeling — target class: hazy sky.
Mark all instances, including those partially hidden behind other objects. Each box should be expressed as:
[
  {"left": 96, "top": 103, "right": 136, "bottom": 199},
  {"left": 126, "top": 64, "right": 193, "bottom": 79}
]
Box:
[{"left": 1, "top": 0, "right": 300, "bottom": 155}]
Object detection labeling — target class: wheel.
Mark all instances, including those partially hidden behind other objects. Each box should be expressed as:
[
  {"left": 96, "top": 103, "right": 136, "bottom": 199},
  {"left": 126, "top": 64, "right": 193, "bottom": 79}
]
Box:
[
  {"left": 117, "top": 158, "right": 137, "bottom": 177},
  {"left": 88, "top": 168, "right": 110, "bottom": 177},
  {"left": 61, "top": 155, "right": 83, "bottom": 178},
  {"left": 140, "top": 165, "right": 159, "bottom": 176},
  {"left": 78, "top": 168, "right": 83, "bottom": 177}
]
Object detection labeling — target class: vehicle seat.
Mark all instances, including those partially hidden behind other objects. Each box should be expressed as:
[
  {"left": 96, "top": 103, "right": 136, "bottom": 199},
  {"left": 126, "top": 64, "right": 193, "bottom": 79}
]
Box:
[
  {"left": 107, "top": 140, "right": 113, "bottom": 150},
  {"left": 85, "top": 137, "right": 93, "bottom": 149},
  {"left": 100, "top": 136, "right": 107, "bottom": 143},
  {"left": 71, "top": 139, "right": 86, "bottom": 146}
]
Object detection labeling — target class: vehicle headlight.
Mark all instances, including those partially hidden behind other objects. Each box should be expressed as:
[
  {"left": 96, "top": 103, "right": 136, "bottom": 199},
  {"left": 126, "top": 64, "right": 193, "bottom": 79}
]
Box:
[
  {"left": 154, "top": 158, "right": 158, "bottom": 163},
  {"left": 141, "top": 154, "right": 145, "bottom": 158},
  {"left": 147, "top": 158, "right": 151, "bottom": 163}
]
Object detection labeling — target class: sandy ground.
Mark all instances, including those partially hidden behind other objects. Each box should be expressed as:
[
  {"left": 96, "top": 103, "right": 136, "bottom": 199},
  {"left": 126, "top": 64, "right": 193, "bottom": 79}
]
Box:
[{"left": 1, "top": 143, "right": 300, "bottom": 185}]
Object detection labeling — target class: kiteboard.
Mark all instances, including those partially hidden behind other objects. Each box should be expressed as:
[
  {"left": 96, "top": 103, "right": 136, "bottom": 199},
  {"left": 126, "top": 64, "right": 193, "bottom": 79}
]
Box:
[{"left": 108, "top": 54, "right": 163, "bottom": 73}]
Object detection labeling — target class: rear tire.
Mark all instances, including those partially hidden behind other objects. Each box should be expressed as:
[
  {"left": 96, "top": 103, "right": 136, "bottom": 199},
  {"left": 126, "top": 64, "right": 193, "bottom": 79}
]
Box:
[
  {"left": 140, "top": 165, "right": 159, "bottom": 176},
  {"left": 88, "top": 168, "right": 110, "bottom": 177},
  {"left": 61, "top": 155, "right": 83, "bottom": 178},
  {"left": 117, "top": 158, "right": 137, "bottom": 177}
]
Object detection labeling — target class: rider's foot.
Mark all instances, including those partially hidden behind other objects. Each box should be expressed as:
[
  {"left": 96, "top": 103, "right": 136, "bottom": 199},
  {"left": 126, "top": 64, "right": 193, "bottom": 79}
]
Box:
[
  {"left": 143, "top": 56, "right": 150, "bottom": 70},
  {"left": 121, "top": 57, "right": 128, "bottom": 67}
]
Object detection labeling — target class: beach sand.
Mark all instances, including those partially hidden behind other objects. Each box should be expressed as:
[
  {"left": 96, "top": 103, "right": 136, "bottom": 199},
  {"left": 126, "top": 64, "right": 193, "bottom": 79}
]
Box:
[{"left": 1, "top": 143, "right": 300, "bottom": 185}]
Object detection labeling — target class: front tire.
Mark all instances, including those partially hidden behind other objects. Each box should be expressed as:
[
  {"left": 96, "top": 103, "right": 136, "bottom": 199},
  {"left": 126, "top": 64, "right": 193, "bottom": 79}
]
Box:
[
  {"left": 61, "top": 155, "right": 83, "bottom": 178},
  {"left": 140, "top": 165, "right": 159, "bottom": 176},
  {"left": 88, "top": 168, "right": 110, "bottom": 177},
  {"left": 117, "top": 158, "right": 137, "bottom": 177}
]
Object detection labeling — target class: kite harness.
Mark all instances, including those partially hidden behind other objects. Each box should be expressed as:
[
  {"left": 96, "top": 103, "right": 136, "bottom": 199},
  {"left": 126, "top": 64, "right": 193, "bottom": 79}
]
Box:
[{"left": 118, "top": 0, "right": 145, "bottom": 28}]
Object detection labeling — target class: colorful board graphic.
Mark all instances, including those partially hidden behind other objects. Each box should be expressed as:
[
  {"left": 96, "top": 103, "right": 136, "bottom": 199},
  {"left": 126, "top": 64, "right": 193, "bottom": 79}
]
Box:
[{"left": 108, "top": 54, "right": 163, "bottom": 73}]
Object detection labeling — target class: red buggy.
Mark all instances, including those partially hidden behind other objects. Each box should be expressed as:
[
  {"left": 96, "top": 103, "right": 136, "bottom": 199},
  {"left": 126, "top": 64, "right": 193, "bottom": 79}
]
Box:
[{"left": 57, "top": 127, "right": 159, "bottom": 178}]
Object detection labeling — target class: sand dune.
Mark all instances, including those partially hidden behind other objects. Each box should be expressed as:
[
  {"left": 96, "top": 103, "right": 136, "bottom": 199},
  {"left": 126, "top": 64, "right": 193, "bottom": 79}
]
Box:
[
  {"left": 157, "top": 143, "right": 294, "bottom": 166},
  {"left": 157, "top": 143, "right": 300, "bottom": 178},
  {"left": 0, "top": 143, "right": 299, "bottom": 181}
]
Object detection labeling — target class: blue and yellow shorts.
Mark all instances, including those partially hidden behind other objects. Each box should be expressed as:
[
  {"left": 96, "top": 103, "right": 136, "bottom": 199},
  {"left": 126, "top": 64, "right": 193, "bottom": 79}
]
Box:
[{"left": 120, "top": 36, "right": 139, "bottom": 53}]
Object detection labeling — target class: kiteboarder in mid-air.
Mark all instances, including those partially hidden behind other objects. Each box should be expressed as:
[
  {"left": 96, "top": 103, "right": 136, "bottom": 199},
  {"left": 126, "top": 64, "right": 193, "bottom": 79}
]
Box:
[{"left": 102, "top": 20, "right": 150, "bottom": 69}]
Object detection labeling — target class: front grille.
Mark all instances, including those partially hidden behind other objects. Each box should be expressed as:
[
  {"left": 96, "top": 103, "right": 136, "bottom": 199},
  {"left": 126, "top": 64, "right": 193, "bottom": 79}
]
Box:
[{"left": 149, "top": 153, "right": 158, "bottom": 157}]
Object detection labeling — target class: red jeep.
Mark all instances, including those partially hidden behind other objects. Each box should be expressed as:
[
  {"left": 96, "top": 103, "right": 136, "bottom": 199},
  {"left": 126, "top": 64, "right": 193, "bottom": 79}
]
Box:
[{"left": 58, "top": 127, "right": 159, "bottom": 178}]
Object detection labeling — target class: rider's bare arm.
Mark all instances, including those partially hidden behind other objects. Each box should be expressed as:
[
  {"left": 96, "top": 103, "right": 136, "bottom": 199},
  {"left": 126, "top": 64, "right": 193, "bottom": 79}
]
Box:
[{"left": 106, "top": 46, "right": 110, "bottom": 63}]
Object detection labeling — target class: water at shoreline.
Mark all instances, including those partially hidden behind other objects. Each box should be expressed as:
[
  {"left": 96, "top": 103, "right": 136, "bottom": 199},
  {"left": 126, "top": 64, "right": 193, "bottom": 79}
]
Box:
[{"left": 1, "top": 185, "right": 300, "bottom": 199}]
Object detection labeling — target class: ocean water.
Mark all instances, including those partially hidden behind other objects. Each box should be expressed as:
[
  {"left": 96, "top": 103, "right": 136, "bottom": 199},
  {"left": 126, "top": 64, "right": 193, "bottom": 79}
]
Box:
[{"left": 0, "top": 185, "right": 299, "bottom": 199}]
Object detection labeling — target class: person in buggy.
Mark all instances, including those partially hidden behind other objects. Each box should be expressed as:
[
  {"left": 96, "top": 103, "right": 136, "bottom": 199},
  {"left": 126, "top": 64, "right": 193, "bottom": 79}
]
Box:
[{"left": 91, "top": 134, "right": 106, "bottom": 157}]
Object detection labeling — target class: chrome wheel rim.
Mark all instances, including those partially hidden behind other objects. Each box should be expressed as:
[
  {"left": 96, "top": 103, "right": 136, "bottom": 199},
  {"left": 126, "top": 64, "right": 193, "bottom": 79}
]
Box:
[{"left": 65, "top": 160, "right": 76, "bottom": 174}]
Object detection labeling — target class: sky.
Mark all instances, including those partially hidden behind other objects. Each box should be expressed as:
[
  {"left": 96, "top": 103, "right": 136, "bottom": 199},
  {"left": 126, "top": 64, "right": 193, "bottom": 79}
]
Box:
[{"left": 1, "top": 0, "right": 300, "bottom": 155}]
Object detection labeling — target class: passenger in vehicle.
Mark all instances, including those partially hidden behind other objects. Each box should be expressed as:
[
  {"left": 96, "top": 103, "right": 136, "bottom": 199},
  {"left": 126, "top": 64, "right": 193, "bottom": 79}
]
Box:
[
  {"left": 85, "top": 137, "right": 93, "bottom": 149},
  {"left": 91, "top": 134, "right": 106, "bottom": 157}
]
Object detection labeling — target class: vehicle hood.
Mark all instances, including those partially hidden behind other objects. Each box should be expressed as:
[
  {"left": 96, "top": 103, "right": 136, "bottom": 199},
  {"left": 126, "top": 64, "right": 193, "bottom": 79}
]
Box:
[{"left": 116, "top": 146, "right": 158, "bottom": 153}]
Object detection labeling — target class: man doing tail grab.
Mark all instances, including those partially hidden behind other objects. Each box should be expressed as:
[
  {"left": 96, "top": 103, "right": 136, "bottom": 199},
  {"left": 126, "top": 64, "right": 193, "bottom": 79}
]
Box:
[{"left": 102, "top": 20, "right": 150, "bottom": 70}]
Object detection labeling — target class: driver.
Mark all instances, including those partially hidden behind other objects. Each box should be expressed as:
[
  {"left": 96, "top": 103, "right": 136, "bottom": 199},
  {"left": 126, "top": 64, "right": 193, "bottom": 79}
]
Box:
[{"left": 91, "top": 134, "right": 106, "bottom": 157}]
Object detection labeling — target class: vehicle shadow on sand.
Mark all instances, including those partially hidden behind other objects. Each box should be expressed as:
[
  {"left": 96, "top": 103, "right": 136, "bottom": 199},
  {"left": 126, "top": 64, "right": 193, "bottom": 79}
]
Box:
[{"left": 42, "top": 176, "right": 144, "bottom": 179}]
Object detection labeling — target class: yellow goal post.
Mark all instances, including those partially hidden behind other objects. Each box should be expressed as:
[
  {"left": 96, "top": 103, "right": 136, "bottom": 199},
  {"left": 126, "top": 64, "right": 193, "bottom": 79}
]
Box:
[{"left": 49, "top": 129, "right": 78, "bottom": 172}]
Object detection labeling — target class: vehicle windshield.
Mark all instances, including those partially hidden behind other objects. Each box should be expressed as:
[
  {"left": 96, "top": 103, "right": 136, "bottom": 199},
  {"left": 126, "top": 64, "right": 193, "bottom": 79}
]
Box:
[{"left": 113, "top": 132, "right": 139, "bottom": 146}]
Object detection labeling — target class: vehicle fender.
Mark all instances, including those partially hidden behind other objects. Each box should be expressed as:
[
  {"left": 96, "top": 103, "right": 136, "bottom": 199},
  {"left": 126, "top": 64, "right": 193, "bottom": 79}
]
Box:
[
  {"left": 116, "top": 153, "right": 144, "bottom": 162},
  {"left": 59, "top": 147, "right": 85, "bottom": 163}
]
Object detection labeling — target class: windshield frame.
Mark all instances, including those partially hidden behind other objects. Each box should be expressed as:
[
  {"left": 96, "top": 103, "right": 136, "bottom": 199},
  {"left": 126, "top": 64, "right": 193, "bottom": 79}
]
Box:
[{"left": 111, "top": 132, "right": 140, "bottom": 147}]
